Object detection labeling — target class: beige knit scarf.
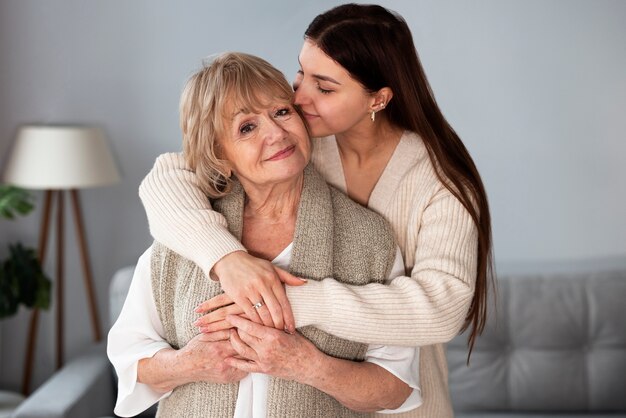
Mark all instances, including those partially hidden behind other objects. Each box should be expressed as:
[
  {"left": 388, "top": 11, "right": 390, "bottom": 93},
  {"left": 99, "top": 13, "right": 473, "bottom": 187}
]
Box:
[{"left": 151, "top": 165, "right": 396, "bottom": 417}]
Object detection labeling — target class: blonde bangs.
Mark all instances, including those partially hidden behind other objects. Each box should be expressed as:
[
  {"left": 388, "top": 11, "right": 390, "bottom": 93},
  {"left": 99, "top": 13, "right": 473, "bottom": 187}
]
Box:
[{"left": 217, "top": 59, "right": 293, "bottom": 122}]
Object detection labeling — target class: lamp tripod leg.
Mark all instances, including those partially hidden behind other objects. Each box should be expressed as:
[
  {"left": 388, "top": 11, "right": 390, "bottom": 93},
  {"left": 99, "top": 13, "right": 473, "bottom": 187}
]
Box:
[
  {"left": 21, "top": 190, "right": 53, "bottom": 395},
  {"left": 70, "top": 189, "right": 102, "bottom": 342},
  {"left": 55, "top": 191, "right": 64, "bottom": 370}
]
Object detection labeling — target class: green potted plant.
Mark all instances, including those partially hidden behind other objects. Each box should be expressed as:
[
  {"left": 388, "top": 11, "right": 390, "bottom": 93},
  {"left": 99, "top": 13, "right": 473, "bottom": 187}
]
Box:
[{"left": 0, "top": 185, "right": 51, "bottom": 318}]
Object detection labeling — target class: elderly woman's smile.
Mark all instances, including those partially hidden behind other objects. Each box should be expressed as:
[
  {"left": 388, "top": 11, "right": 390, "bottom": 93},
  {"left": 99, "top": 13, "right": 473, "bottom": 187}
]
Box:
[{"left": 265, "top": 144, "right": 296, "bottom": 161}]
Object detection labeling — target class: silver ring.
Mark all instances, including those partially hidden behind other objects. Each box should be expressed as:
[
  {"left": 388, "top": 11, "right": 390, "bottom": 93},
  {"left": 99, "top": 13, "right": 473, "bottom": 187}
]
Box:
[{"left": 252, "top": 301, "right": 264, "bottom": 309}]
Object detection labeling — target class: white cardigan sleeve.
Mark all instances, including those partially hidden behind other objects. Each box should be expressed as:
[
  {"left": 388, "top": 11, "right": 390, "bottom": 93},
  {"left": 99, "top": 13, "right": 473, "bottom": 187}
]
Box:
[{"left": 107, "top": 246, "right": 172, "bottom": 417}]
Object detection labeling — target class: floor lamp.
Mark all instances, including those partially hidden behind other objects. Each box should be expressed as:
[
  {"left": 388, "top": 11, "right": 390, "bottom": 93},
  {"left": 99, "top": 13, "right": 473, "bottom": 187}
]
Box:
[{"left": 3, "top": 125, "right": 121, "bottom": 394}]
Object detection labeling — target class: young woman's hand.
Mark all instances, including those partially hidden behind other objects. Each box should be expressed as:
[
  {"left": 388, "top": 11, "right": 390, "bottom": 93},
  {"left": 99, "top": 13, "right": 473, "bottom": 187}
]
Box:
[{"left": 205, "top": 251, "right": 306, "bottom": 333}]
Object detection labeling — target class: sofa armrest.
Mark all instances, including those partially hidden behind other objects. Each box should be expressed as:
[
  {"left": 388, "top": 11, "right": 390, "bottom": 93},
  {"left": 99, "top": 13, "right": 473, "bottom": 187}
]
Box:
[{"left": 13, "top": 341, "right": 115, "bottom": 418}]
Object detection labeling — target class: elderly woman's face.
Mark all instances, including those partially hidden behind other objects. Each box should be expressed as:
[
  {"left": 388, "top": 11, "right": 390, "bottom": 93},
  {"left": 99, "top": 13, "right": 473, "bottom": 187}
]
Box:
[{"left": 220, "top": 96, "right": 310, "bottom": 188}]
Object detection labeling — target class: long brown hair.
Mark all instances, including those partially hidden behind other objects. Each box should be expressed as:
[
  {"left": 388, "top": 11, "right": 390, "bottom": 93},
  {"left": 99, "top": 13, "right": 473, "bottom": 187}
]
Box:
[{"left": 305, "top": 3, "right": 494, "bottom": 355}]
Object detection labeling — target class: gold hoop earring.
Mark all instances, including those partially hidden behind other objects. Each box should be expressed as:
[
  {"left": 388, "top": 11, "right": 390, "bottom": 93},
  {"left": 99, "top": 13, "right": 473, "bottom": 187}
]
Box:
[{"left": 371, "top": 110, "right": 376, "bottom": 122}]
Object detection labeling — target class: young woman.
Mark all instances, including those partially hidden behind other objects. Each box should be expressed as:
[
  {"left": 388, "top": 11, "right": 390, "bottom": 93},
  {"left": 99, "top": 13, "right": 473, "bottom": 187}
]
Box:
[{"left": 138, "top": 4, "right": 493, "bottom": 417}]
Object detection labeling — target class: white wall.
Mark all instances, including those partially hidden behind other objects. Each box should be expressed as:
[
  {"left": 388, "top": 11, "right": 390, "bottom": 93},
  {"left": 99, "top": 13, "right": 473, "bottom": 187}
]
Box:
[{"left": 1, "top": 0, "right": 624, "bottom": 392}]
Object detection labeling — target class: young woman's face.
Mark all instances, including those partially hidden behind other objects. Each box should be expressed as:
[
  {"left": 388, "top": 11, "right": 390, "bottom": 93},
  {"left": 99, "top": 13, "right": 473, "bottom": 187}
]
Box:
[
  {"left": 293, "top": 40, "right": 373, "bottom": 138},
  {"left": 220, "top": 96, "right": 310, "bottom": 190}
]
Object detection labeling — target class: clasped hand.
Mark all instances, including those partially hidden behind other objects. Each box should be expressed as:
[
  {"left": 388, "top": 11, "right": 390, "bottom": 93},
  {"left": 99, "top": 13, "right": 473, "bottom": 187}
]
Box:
[
  {"left": 224, "top": 315, "right": 318, "bottom": 382},
  {"left": 197, "top": 251, "right": 307, "bottom": 333},
  {"left": 183, "top": 316, "right": 316, "bottom": 385}
]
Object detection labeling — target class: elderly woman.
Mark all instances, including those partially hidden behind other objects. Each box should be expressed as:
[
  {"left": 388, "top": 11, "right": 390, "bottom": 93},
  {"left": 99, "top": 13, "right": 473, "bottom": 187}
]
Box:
[{"left": 107, "top": 52, "right": 421, "bottom": 417}]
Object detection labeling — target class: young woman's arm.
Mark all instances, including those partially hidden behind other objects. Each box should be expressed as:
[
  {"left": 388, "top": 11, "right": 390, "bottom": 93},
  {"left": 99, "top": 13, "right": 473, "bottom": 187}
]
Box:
[
  {"left": 139, "top": 153, "right": 303, "bottom": 333},
  {"left": 141, "top": 153, "right": 477, "bottom": 346},
  {"left": 286, "top": 188, "right": 478, "bottom": 346},
  {"left": 138, "top": 153, "right": 244, "bottom": 274}
]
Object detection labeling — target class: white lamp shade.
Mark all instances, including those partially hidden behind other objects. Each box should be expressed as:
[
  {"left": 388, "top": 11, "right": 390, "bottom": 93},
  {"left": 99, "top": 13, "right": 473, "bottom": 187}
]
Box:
[{"left": 3, "top": 125, "right": 121, "bottom": 189}]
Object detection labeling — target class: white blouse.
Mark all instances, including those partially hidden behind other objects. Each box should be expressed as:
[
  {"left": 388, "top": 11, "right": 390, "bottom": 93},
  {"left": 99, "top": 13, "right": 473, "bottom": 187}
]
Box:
[{"left": 108, "top": 245, "right": 422, "bottom": 417}]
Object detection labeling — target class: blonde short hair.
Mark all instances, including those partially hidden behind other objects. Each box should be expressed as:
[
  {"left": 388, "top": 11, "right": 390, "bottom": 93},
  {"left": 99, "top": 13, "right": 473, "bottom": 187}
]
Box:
[{"left": 180, "top": 52, "right": 295, "bottom": 198}]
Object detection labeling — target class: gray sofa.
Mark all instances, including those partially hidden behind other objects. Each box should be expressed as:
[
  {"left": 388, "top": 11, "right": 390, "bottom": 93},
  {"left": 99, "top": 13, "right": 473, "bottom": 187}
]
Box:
[
  {"left": 448, "top": 266, "right": 626, "bottom": 417},
  {"left": 13, "top": 264, "right": 626, "bottom": 418}
]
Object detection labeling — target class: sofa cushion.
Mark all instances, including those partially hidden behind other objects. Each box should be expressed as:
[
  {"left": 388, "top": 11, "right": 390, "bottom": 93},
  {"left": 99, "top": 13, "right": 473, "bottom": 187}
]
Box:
[
  {"left": 448, "top": 269, "right": 626, "bottom": 414},
  {"left": 109, "top": 265, "right": 136, "bottom": 327}
]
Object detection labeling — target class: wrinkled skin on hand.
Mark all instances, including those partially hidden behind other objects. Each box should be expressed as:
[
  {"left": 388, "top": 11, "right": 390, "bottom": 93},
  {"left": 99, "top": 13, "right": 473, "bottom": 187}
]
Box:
[
  {"left": 178, "top": 331, "right": 248, "bottom": 384},
  {"left": 224, "top": 315, "right": 319, "bottom": 382}
]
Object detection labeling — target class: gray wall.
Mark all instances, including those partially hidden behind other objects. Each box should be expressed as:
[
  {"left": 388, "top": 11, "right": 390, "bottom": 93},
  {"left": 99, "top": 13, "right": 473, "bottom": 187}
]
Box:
[{"left": 1, "top": 0, "right": 625, "bottom": 392}]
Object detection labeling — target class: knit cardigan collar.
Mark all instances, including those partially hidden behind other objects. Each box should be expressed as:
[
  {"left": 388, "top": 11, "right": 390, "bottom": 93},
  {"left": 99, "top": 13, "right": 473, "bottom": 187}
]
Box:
[{"left": 314, "top": 131, "right": 426, "bottom": 213}]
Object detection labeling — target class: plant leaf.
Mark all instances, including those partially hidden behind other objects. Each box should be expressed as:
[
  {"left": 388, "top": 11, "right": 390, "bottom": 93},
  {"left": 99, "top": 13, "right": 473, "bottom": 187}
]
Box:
[
  {"left": 1, "top": 243, "right": 52, "bottom": 316},
  {"left": 0, "top": 186, "right": 35, "bottom": 220},
  {"left": 0, "top": 258, "right": 20, "bottom": 318}
]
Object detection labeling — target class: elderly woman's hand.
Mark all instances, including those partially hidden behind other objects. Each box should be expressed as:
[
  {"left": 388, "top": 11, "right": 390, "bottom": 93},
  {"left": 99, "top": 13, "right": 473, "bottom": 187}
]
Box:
[
  {"left": 137, "top": 330, "right": 247, "bottom": 393},
  {"left": 198, "top": 251, "right": 306, "bottom": 334},
  {"left": 175, "top": 331, "right": 248, "bottom": 385},
  {"left": 223, "top": 315, "right": 320, "bottom": 382}
]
